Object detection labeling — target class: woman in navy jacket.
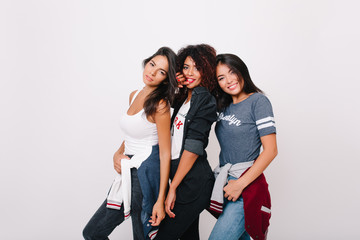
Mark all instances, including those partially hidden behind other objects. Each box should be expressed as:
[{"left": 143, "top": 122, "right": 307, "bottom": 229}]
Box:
[{"left": 155, "top": 44, "right": 217, "bottom": 240}]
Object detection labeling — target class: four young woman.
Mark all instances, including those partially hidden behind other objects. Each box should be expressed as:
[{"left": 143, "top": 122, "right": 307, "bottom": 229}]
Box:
[{"left": 83, "top": 46, "right": 277, "bottom": 240}]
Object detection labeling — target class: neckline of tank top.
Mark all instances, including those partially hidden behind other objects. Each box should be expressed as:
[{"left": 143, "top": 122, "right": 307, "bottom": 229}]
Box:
[
  {"left": 125, "top": 108, "right": 156, "bottom": 125},
  {"left": 126, "top": 89, "right": 144, "bottom": 116},
  {"left": 126, "top": 108, "right": 144, "bottom": 116},
  {"left": 124, "top": 109, "right": 156, "bottom": 126}
]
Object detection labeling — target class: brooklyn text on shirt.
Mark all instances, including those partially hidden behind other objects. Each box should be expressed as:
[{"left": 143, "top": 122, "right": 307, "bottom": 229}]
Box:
[{"left": 218, "top": 112, "right": 241, "bottom": 126}]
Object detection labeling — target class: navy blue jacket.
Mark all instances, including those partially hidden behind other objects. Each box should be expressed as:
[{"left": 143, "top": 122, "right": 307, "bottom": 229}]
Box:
[
  {"left": 170, "top": 87, "right": 217, "bottom": 203},
  {"left": 137, "top": 145, "right": 160, "bottom": 239}
]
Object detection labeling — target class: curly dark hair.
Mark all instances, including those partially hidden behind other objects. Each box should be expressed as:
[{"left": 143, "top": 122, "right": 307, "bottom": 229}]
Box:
[{"left": 176, "top": 44, "right": 217, "bottom": 100}]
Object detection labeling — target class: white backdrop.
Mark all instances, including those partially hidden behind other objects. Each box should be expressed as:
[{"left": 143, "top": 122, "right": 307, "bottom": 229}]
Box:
[{"left": 1, "top": 0, "right": 359, "bottom": 239}]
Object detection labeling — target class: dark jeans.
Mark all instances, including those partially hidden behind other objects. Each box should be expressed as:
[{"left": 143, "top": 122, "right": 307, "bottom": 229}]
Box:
[
  {"left": 155, "top": 179, "right": 214, "bottom": 240},
  {"left": 155, "top": 158, "right": 214, "bottom": 240},
  {"left": 83, "top": 168, "right": 145, "bottom": 240}
]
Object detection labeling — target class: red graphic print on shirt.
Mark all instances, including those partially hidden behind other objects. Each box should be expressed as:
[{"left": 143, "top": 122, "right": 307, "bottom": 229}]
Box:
[{"left": 174, "top": 117, "right": 183, "bottom": 130}]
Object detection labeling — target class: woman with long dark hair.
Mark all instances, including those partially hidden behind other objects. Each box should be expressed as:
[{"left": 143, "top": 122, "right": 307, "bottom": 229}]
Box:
[
  {"left": 155, "top": 44, "right": 217, "bottom": 240},
  {"left": 208, "top": 54, "right": 277, "bottom": 240},
  {"left": 83, "top": 47, "right": 177, "bottom": 240}
]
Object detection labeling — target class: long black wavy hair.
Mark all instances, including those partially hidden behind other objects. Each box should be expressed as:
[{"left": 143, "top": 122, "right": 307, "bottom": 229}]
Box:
[
  {"left": 142, "top": 47, "right": 177, "bottom": 117},
  {"left": 214, "top": 54, "right": 262, "bottom": 111}
]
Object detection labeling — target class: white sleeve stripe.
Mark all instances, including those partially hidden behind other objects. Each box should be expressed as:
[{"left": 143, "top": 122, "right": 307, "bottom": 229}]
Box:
[
  {"left": 257, "top": 122, "right": 276, "bottom": 130},
  {"left": 256, "top": 116, "right": 275, "bottom": 125},
  {"left": 261, "top": 206, "right": 271, "bottom": 213}
]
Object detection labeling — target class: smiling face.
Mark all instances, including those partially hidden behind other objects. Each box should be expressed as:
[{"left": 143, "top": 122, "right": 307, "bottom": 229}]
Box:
[
  {"left": 216, "top": 63, "right": 244, "bottom": 97},
  {"left": 143, "top": 55, "right": 169, "bottom": 87},
  {"left": 182, "top": 56, "right": 202, "bottom": 89}
]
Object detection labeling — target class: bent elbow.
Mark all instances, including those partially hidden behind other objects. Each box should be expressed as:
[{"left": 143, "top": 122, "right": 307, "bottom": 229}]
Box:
[{"left": 273, "top": 147, "right": 278, "bottom": 159}]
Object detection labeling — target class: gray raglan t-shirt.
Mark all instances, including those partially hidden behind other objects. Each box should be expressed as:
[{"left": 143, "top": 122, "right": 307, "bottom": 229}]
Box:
[{"left": 215, "top": 93, "right": 276, "bottom": 166}]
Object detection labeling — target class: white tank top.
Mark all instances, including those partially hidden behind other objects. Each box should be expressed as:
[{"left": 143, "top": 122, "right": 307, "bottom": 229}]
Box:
[{"left": 119, "top": 90, "right": 158, "bottom": 155}]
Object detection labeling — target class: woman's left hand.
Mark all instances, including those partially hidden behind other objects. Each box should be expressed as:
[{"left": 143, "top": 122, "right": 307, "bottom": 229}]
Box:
[
  {"left": 223, "top": 179, "right": 244, "bottom": 202},
  {"left": 165, "top": 187, "right": 176, "bottom": 218},
  {"left": 149, "top": 200, "right": 165, "bottom": 226}
]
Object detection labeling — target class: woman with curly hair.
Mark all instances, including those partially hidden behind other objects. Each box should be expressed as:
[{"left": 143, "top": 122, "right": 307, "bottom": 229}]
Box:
[{"left": 155, "top": 44, "right": 217, "bottom": 240}]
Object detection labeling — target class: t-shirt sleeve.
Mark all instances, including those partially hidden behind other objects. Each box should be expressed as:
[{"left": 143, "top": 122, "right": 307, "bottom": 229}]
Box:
[{"left": 253, "top": 95, "right": 276, "bottom": 137}]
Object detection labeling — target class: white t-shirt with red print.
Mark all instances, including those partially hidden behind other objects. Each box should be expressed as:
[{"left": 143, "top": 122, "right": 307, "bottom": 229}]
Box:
[{"left": 171, "top": 101, "right": 191, "bottom": 160}]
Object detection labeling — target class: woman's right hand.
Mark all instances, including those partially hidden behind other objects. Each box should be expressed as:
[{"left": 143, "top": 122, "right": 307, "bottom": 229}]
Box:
[
  {"left": 176, "top": 72, "right": 188, "bottom": 88},
  {"left": 149, "top": 200, "right": 166, "bottom": 226},
  {"left": 113, "top": 151, "right": 130, "bottom": 174}
]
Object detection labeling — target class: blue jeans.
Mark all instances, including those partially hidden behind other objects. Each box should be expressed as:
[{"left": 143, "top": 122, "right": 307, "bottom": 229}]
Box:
[
  {"left": 82, "top": 168, "right": 145, "bottom": 240},
  {"left": 209, "top": 176, "right": 250, "bottom": 240}
]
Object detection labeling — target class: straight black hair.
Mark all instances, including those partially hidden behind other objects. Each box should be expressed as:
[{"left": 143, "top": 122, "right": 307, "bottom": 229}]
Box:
[
  {"left": 142, "top": 47, "right": 177, "bottom": 118},
  {"left": 215, "top": 54, "right": 263, "bottom": 110}
]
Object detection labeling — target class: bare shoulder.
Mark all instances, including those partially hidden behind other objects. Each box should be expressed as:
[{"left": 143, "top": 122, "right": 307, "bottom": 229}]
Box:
[
  {"left": 156, "top": 99, "right": 170, "bottom": 114},
  {"left": 129, "top": 90, "right": 138, "bottom": 105}
]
